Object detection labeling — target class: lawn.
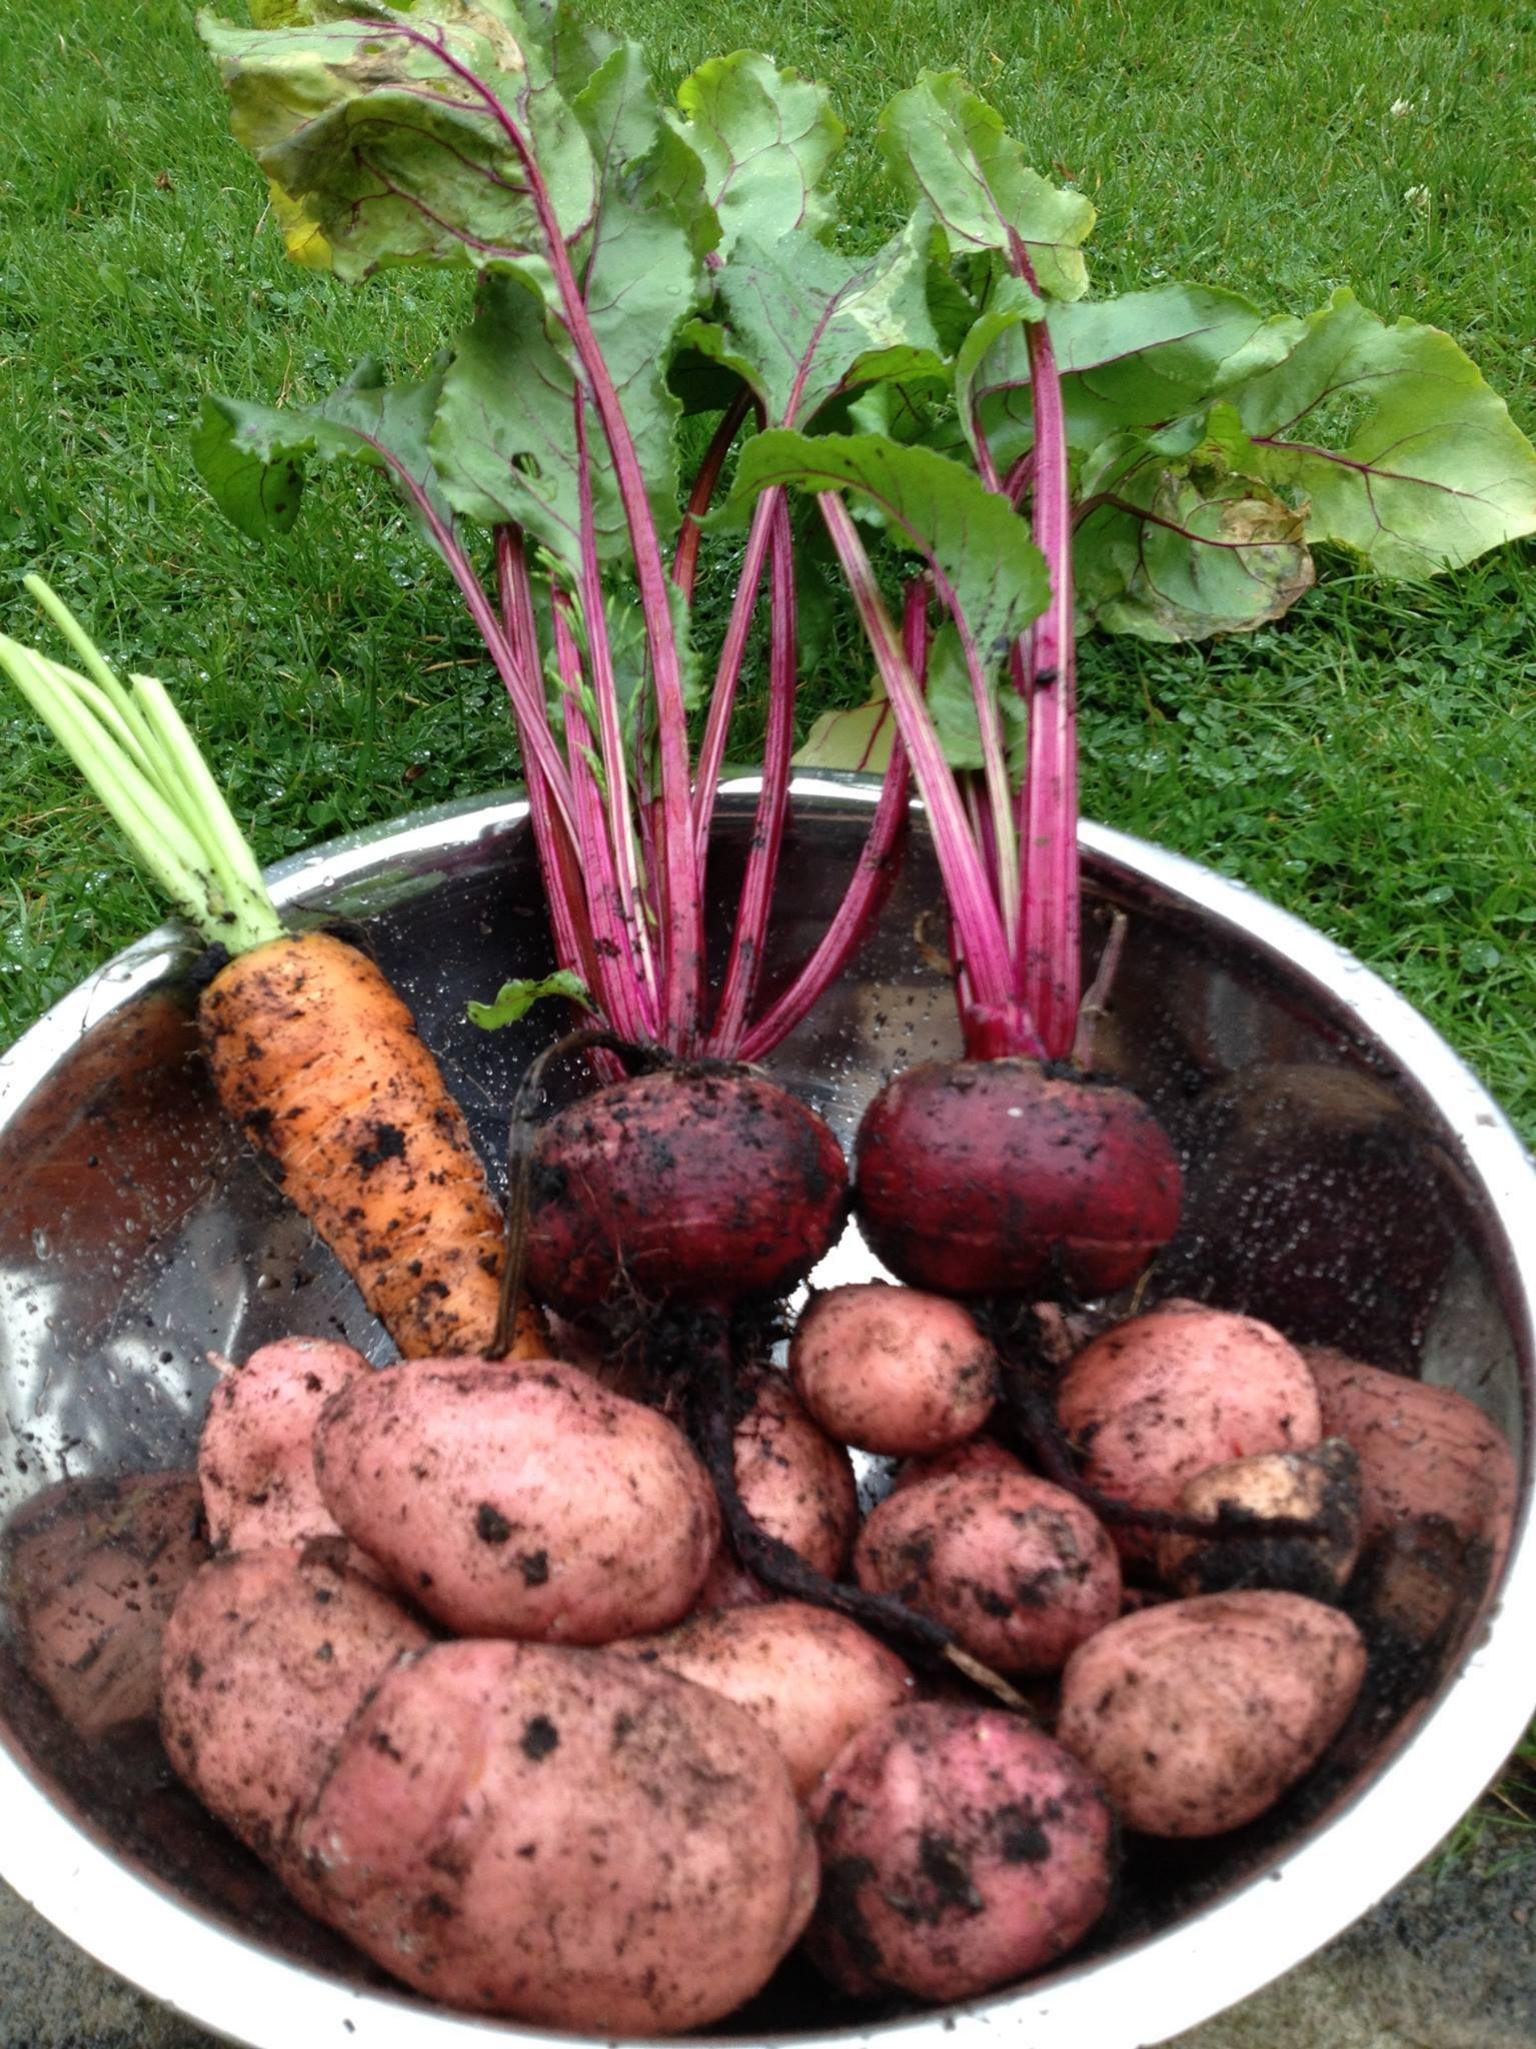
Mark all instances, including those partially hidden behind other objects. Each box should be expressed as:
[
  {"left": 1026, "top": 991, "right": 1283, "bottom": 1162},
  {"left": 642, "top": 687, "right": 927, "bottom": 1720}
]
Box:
[{"left": 2, "top": 0, "right": 1535, "bottom": 1888}]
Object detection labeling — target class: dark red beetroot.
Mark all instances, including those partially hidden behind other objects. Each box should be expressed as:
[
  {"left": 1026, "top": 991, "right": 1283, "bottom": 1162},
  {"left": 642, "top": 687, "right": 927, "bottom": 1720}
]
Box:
[
  {"left": 856, "top": 1059, "right": 1181, "bottom": 1298},
  {"left": 526, "top": 1066, "right": 848, "bottom": 1318}
]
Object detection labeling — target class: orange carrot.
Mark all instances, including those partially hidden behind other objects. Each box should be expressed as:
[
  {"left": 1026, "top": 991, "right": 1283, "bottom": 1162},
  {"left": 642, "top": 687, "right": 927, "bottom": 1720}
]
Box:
[
  {"left": 204, "top": 933, "right": 541, "bottom": 1358},
  {"left": 1, "top": 583, "right": 543, "bottom": 1362}
]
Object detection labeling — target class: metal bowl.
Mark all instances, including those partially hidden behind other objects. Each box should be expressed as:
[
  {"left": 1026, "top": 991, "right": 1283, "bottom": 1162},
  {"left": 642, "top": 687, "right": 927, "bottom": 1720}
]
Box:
[{"left": 2, "top": 777, "right": 1533, "bottom": 2048}]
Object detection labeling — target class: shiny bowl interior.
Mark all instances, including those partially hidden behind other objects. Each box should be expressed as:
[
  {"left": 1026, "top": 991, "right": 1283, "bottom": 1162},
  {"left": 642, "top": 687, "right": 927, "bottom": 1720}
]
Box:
[{"left": 1, "top": 776, "right": 1533, "bottom": 2049}]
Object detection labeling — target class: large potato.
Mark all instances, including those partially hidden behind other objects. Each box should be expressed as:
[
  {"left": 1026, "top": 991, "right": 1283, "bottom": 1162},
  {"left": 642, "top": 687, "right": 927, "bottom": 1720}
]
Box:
[
  {"left": 805, "top": 1702, "right": 1115, "bottom": 2001},
  {"left": 1057, "top": 1590, "right": 1366, "bottom": 1837},
  {"left": 159, "top": 1543, "right": 431, "bottom": 1880},
  {"left": 199, "top": 1337, "right": 370, "bottom": 1553},
  {"left": 855, "top": 1472, "right": 1120, "bottom": 1675},
  {"left": 615, "top": 1601, "right": 915, "bottom": 1796},
  {"left": 294, "top": 1638, "right": 818, "bottom": 2032},
  {"left": 1056, "top": 1306, "right": 1322, "bottom": 1560},
  {"left": 1304, "top": 1346, "right": 1516, "bottom": 1569},
  {"left": 314, "top": 1357, "right": 719, "bottom": 1640},
  {"left": 790, "top": 1283, "right": 998, "bottom": 1456},
  {"left": 5, "top": 1470, "right": 208, "bottom": 1739}
]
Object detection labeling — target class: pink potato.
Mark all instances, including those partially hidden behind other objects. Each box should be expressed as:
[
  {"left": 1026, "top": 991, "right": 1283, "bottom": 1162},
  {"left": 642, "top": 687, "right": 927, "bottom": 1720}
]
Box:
[
  {"left": 891, "top": 1437, "right": 1029, "bottom": 1494},
  {"left": 805, "top": 1702, "right": 1115, "bottom": 2002},
  {"left": 790, "top": 1283, "right": 998, "bottom": 1457},
  {"left": 615, "top": 1601, "right": 915, "bottom": 1796},
  {"left": 1056, "top": 1306, "right": 1322, "bottom": 1561},
  {"left": 314, "top": 1357, "right": 719, "bottom": 1641},
  {"left": 696, "top": 1369, "right": 861, "bottom": 1609},
  {"left": 199, "top": 1337, "right": 371, "bottom": 1552},
  {"left": 1057, "top": 1590, "right": 1367, "bottom": 1838},
  {"left": 855, "top": 1472, "right": 1120, "bottom": 1675},
  {"left": 159, "top": 1543, "right": 431, "bottom": 1883},
  {"left": 294, "top": 1638, "right": 818, "bottom": 2032},
  {"left": 5, "top": 1470, "right": 208, "bottom": 1739},
  {"left": 733, "top": 1367, "right": 860, "bottom": 1575},
  {"left": 1304, "top": 1345, "right": 1516, "bottom": 1568}
]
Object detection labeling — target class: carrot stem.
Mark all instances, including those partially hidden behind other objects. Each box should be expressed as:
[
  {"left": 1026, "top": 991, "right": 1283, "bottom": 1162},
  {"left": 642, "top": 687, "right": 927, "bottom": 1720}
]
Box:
[{"left": 0, "top": 586, "right": 283, "bottom": 955}]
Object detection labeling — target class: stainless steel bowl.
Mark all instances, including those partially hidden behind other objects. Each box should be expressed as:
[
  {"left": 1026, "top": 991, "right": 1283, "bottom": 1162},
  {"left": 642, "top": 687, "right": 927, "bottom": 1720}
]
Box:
[{"left": 2, "top": 776, "right": 1533, "bottom": 2048}]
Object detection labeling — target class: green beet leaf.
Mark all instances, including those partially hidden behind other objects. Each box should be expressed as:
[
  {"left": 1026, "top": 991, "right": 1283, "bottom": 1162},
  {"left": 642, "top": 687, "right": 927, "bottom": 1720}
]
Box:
[
  {"left": 791, "top": 692, "right": 897, "bottom": 774},
  {"left": 965, "top": 282, "right": 1304, "bottom": 470},
  {"left": 432, "top": 167, "right": 701, "bottom": 567},
  {"left": 1073, "top": 410, "right": 1315, "bottom": 641},
  {"left": 1230, "top": 289, "right": 1536, "bottom": 577},
  {"left": 722, "top": 430, "right": 1048, "bottom": 669},
  {"left": 675, "top": 51, "right": 843, "bottom": 257},
  {"left": 467, "top": 968, "right": 593, "bottom": 1030},
  {"left": 685, "top": 210, "right": 942, "bottom": 431},
  {"left": 877, "top": 73, "right": 1094, "bottom": 302},
  {"left": 923, "top": 622, "right": 1028, "bottom": 773},
  {"left": 193, "top": 356, "right": 453, "bottom": 541},
  {"left": 199, "top": 4, "right": 598, "bottom": 280}
]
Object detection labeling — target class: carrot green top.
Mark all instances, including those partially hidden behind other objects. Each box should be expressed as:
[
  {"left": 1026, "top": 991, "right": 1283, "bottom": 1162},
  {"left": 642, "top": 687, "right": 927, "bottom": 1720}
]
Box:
[{"left": 0, "top": 578, "right": 285, "bottom": 957}]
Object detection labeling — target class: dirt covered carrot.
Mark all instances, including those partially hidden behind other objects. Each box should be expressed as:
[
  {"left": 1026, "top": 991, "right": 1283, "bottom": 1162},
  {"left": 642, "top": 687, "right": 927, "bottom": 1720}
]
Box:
[{"left": 0, "top": 578, "right": 541, "bottom": 1361}]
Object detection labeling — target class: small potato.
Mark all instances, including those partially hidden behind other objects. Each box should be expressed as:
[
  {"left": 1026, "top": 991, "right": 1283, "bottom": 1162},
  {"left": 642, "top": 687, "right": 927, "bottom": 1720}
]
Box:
[
  {"left": 733, "top": 1367, "right": 860, "bottom": 1577},
  {"left": 890, "top": 1437, "right": 1029, "bottom": 1494},
  {"left": 1056, "top": 1307, "right": 1322, "bottom": 1561},
  {"left": 855, "top": 1472, "right": 1120, "bottom": 1675},
  {"left": 615, "top": 1601, "right": 915, "bottom": 1796},
  {"left": 314, "top": 1357, "right": 719, "bottom": 1641},
  {"left": 1304, "top": 1346, "right": 1516, "bottom": 1569},
  {"left": 805, "top": 1702, "right": 1115, "bottom": 2001},
  {"left": 199, "top": 1337, "right": 371, "bottom": 1552},
  {"left": 1057, "top": 1590, "right": 1366, "bottom": 1838},
  {"left": 159, "top": 1543, "right": 431, "bottom": 1881},
  {"left": 790, "top": 1282, "right": 998, "bottom": 1457},
  {"left": 293, "top": 1638, "right": 818, "bottom": 2032},
  {"left": 1156, "top": 1440, "right": 1362, "bottom": 1600},
  {"left": 693, "top": 1370, "right": 859, "bottom": 1610},
  {"left": 5, "top": 1470, "right": 208, "bottom": 1740}
]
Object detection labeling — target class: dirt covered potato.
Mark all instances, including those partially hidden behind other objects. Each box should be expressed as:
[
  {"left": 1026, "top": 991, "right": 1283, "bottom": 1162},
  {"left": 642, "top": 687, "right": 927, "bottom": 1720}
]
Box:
[
  {"left": 1304, "top": 1346, "right": 1516, "bottom": 1568},
  {"left": 159, "top": 1542, "right": 431, "bottom": 1880},
  {"left": 616, "top": 1601, "right": 915, "bottom": 1796},
  {"left": 5, "top": 1470, "right": 208, "bottom": 1739},
  {"left": 1156, "top": 1440, "right": 1362, "bottom": 1600},
  {"left": 790, "top": 1282, "right": 998, "bottom": 1456},
  {"left": 855, "top": 1472, "right": 1121, "bottom": 1674},
  {"left": 199, "top": 1337, "right": 370, "bottom": 1553},
  {"left": 890, "top": 1437, "right": 1029, "bottom": 1494},
  {"left": 294, "top": 1638, "right": 817, "bottom": 2032},
  {"left": 1056, "top": 1306, "right": 1322, "bottom": 1560},
  {"left": 738, "top": 1366, "right": 860, "bottom": 1571},
  {"left": 314, "top": 1357, "right": 719, "bottom": 1640},
  {"left": 1057, "top": 1590, "right": 1366, "bottom": 1837},
  {"left": 806, "top": 1702, "right": 1115, "bottom": 2001}
]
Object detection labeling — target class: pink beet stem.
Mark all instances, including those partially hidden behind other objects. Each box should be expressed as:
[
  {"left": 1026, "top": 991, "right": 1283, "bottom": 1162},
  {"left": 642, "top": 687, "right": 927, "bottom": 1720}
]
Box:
[
  {"left": 692, "top": 489, "right": 779, "bottom": 866},
  {"left": 1008, "top": 233, "right": 1080, "bottom": 1061},
  {"left": 552, "top": 593, "right": 657, "bottom": 1044},
  {"left": 673, "top": 389, "right": 752, "bottom": 600},
  {"left": 736, "top": 581, "right": 917, "bottom": 1063},
  {"left": 817, "top": 494, "right": 1015, "bottom": 1017},
  {"left": 382, "top": 20, "right": 703, "bottom": 1051},
  {"left": 707, "top": 495, "right": 800, "bottom": 1056},
  {"left": 574, "top": 387, "right": 659, "bottom": 1017}
]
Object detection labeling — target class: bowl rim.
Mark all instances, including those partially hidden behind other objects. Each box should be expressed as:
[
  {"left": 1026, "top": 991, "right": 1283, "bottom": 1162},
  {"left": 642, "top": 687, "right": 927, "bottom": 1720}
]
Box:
[{"left": 2, "top": 776, "right": 1534, "bottom": 2049}]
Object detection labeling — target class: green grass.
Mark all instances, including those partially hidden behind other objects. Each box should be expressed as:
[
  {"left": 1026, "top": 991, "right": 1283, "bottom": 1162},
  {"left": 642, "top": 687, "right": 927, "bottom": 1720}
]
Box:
[{"left": 3, "top": 0, "right": 1535, "bottom": 1159}]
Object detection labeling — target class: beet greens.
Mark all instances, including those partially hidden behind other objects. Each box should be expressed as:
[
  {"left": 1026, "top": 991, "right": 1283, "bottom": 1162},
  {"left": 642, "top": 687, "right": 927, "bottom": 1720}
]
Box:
[{"left": 197, "top": 5, "right": 1536, "bottom": 1099}]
